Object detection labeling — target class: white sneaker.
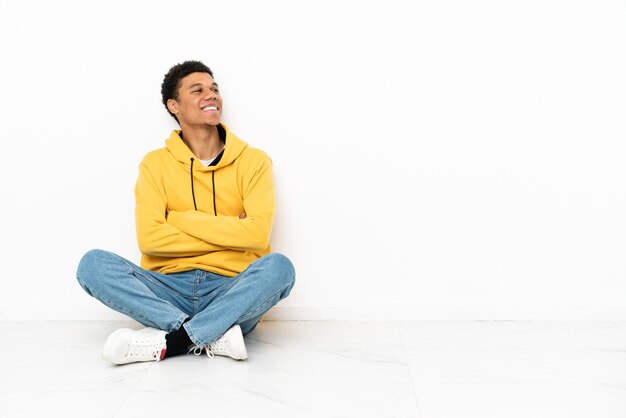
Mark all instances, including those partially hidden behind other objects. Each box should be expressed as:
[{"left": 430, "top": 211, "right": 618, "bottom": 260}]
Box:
[
  {"left": 102, "top": 327, "right": 167, "bottom": 365},
  {"left": 205, "top": 324, "right": 248, "bottom": 360}
]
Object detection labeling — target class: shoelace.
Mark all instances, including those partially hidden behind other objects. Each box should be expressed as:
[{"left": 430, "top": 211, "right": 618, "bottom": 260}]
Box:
[
  {"left": 126, "top": 340, "right": 165, "bottom": 360},
  {"left": 206, "top": 336, "right": 228, "bottom": 358},
  {"left": 186, "top": 335, "right": 228, "bottom": 359},
  {"left": 187, "top": 346, "right": 204, "bottom": 356}
]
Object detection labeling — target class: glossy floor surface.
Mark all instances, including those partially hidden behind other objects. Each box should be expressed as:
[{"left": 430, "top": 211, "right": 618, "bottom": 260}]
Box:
[{"left": 1, "top": 321, "right": 625, "bottom": 417}]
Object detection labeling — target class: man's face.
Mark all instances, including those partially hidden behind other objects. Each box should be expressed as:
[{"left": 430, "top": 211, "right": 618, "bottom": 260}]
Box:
[{"left": 167, "top": 72, "right": 222, "bottom": 127}]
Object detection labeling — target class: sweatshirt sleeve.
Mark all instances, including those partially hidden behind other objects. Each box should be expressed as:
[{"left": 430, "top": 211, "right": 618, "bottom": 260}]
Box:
[
  {"left": 135, "top": 160, "right": 226, "bottom": 257},
  {"left": 167, "top": 155, "right": 275, "bottom": 251}
]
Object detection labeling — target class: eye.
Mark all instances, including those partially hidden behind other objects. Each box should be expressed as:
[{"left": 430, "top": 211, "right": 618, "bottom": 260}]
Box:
[{"left": 193, "top": 89, "right": 202, "bottom": 93}]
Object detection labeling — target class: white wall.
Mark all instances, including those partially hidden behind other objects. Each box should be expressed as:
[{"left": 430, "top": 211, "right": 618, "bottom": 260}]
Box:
[{"left": 1, "top": 0, "right": 624, "bottom": 321}]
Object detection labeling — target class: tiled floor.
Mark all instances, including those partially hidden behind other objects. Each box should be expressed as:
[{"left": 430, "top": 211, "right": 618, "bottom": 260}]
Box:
[{"left": 1, "top": 321, "right": 625, "bottom": 417}]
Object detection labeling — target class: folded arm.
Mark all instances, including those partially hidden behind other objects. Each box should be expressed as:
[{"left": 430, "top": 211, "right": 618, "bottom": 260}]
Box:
[
  {"left": 167, "top": 156, "right": 275, "bottom": 251},
  {"left": 135, "top": 162, "right": 226, "bottom": 257}
]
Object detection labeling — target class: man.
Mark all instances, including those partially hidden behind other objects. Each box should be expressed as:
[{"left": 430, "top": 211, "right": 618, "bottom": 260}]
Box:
[{"left": 77, "top": 60, "right": 295, "bottom": 365}]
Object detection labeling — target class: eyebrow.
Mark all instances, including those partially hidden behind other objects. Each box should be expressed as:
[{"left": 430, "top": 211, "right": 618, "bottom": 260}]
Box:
[{"left": 188, "top": 82, "right": 219, "bottom": 90}]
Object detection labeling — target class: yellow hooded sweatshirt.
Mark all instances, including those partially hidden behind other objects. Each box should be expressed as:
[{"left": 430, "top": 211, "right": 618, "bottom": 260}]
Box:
[{"left": 135, "top": 124, "right": 274, "bottom": 276}]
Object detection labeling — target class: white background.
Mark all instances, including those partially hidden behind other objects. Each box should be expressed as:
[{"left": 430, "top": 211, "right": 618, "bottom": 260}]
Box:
[{"left": 0, "top": 0, "right": 624, "bottom": 321}]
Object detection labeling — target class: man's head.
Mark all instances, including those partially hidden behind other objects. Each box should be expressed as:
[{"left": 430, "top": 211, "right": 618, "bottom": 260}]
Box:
[{"left": 161, "top": 60, "right": 222, "bottom": 127}]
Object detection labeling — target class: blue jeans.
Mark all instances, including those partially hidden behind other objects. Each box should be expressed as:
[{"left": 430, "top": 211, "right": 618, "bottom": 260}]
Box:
[{"left": 76, "top": 249, "right": 295, "bottom": 347}]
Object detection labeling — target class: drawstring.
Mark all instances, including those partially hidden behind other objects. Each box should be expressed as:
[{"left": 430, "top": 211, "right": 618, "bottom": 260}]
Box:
[
  {"left": 189, "top": 157, "right": 217, "bottom": 215},
  {"left": 211, "top": 171, "right": 216, "bottom": 216},
  {"left": 190, "top": 158, "right": 198, "bottom": 210}
]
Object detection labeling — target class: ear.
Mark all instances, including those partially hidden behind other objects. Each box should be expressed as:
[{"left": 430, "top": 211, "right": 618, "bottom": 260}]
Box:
[{"left": 167, "top": 98, "right": 179, "bottom": 115}]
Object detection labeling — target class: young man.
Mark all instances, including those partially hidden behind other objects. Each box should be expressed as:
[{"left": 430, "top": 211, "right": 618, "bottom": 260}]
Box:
[{"left": 77, "top": 60, "right": 295, "bottom": 365}]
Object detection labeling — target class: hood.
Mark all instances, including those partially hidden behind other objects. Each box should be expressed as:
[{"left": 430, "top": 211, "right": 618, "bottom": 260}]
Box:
[{"left": 165, "top": 123, "right": 248, "bottom": 171}]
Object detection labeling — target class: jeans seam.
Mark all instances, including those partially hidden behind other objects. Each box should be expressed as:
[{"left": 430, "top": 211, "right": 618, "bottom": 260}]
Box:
[
  {"left": 238, "top": 293, "right": 280, "bottom": 323},
  {"left": 183, "top": 321, "right": 203, "bottom": 347},
  {"left": 237, "top": 280, "right": 294, "bottom": 326},
  {"left": 133, "top": 268, "right": 188, "bottom": 299},
  {"left": 87, "top": 284, "right": 188, "bottom": 332},
  {"left": 173, "top": 313, "right": 189, "bottom": 330},
  {"left": 98, "top": 292, "right": 159, "bottom": 329}
]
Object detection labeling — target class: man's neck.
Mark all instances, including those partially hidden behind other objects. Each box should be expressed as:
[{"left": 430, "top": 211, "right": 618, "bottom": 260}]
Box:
[{"left": 180, "top": 124, "right": 223, "bottom": 160}]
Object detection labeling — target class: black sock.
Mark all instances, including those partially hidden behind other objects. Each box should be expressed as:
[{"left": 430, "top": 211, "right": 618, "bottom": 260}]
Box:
[{"left": 164, "top": 319, "right": 193, "bottom": 358}]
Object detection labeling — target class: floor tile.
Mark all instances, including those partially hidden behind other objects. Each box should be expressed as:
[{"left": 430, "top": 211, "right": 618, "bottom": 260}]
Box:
[
  {"left": 0, "top": 321, "right": 149, "bottom": 417},
  {"left": 2, "top": 320, "right": 624, "bottom": 418},
  {"left": 399, "top": 321, "right": 626, "bottom": 351},
  {"left": 409, "top": 381, "right": 626, "bottom": 418},
  {"left": 117, "top": 381, "right": 421, "bottom": 418},
  {"left": 112, "top": 321, "right": 420, "bottom": 417},
  {"left": 400, "top": 321, "right": 626, "bottom": 418}
]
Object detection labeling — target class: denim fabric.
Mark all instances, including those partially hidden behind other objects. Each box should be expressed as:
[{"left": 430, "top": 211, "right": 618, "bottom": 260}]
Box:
[{"left": 76, "top": 249, "right": 295, "bottom": 347}]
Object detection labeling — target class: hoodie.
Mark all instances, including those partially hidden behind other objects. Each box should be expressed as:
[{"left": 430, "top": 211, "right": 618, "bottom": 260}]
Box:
[{"left": 135, "top": 123, "right": 274, "bottom": 276}]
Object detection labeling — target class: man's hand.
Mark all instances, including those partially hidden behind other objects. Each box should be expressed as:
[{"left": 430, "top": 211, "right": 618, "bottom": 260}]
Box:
[{"left": 239, "top": 212, "right": 247, "bottom": 219}]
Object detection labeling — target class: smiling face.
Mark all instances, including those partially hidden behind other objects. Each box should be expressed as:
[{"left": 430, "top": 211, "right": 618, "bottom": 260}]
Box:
[{"left": 167, "top": 72, "right": 222, "bottom": 127}]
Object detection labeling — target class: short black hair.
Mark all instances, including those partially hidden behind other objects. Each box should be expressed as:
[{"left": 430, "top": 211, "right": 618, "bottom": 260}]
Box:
[{"left": 161, "top": 60, "right": 214, "bottom": 121}]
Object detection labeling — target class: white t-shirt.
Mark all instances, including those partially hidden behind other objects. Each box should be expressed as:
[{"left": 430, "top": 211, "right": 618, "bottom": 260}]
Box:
[{"left": 198, "top": 157, "right": 217, "bottom": 167}]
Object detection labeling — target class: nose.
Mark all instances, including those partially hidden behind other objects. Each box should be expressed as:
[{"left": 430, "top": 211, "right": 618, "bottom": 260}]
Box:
[{"left": 204, "top": 89, "right": 217, "bottom": 100}]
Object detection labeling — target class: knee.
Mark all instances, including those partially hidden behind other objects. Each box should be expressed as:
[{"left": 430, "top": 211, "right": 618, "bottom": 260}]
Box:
[
  {"left": 76, "top": 249, "right": 110, "bottom": 290},
  {"left": 262, "top": 253, "right": 296, "bottom": 288}
]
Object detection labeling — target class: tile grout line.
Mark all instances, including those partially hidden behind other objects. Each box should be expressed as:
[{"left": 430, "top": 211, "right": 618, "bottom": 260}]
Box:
[{"left": 397, "top": 322, "right": 424, "bottom": 418}]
